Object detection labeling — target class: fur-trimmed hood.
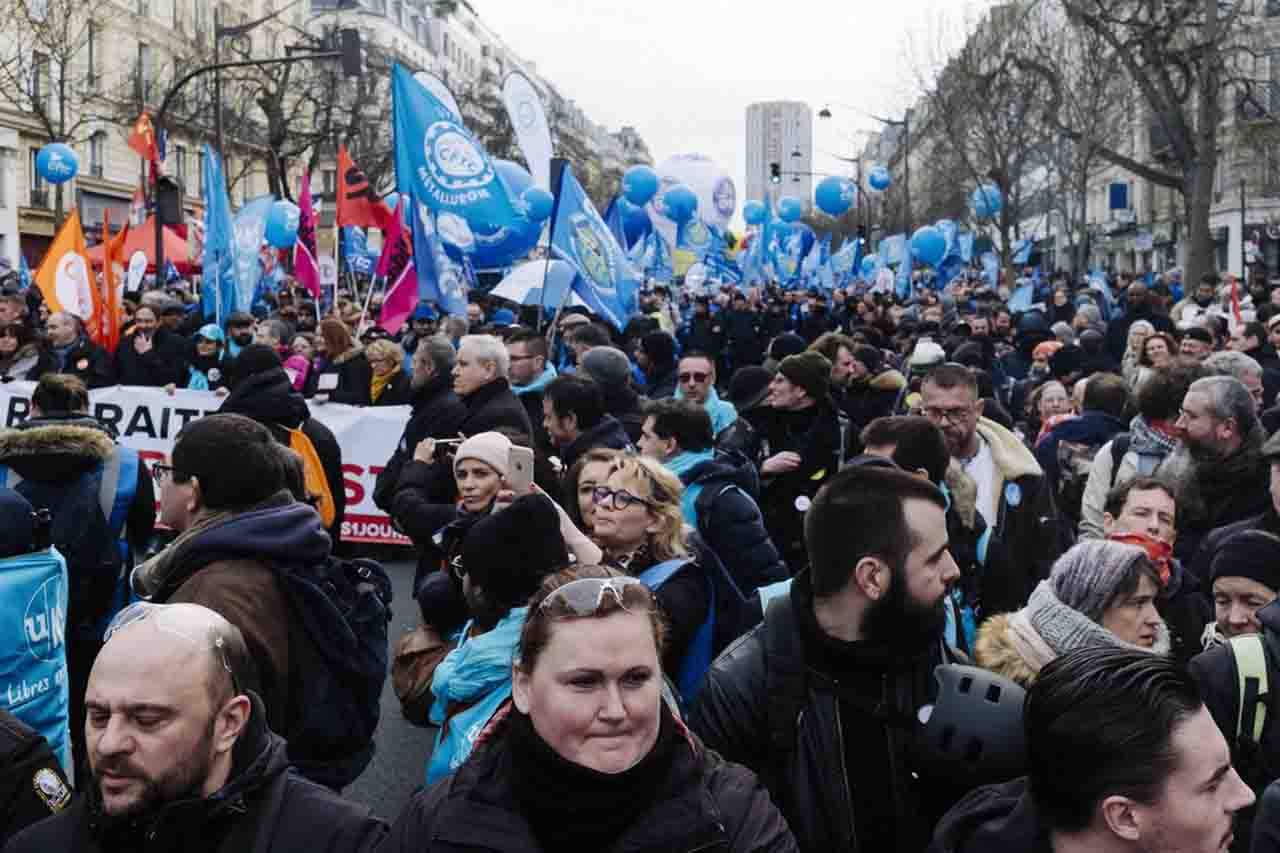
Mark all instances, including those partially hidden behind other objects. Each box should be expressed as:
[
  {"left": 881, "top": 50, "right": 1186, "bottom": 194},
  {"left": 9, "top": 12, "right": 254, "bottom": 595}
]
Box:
[
  {"left": 0, "top": 420, "right": 114, "bottom": 483},
  {"left": 974, "top": 416, "right": 1042, "bottom": 481},
  {"left": 974, "top": 614, "right": 1043, "bottom": 689},
  {"left": 945, "top": 459, "right": 980, "bottom": 529},
  {"left": 868, "top": 368, "right": 907, "bottom": 393}
]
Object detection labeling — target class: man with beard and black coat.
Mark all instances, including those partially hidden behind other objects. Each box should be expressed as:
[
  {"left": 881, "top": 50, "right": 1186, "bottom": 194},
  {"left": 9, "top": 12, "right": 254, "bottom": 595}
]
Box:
[
  {"left": 217, "top": 345, "right": 346, "bottom": 546},
  {"left": 373, "top": 335, "right": 467, "bottom": 514},
  {"left": 4, "top": 602, "right": 387, "bottom": 853},
  {"left": 691, "top": 464, "right": 963, "bottom": 853},
  {"left": 635, "top": 331, "right": 679, "bottom": 399},
  {"left": 451, "top": 334, "right": 533, "bottom": 437},
  {"left": 1188, "top": 429, "right": 1280, "bottom": 590},
  {"left": 541, "top": 375, "right": 632, "bottom": 471},
  {"left": 113, "top": 304, "right": 188, "bottom": 388},
  {"left": 1159, "top": 375, "right": 1272, "bottom": 564}
]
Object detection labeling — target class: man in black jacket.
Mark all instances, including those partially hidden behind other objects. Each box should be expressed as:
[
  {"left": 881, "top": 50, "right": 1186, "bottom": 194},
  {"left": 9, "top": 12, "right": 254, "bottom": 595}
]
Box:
[
  {"left": 542, "top": 375, "right": 632, "bottom": 471},
  {"left": 374, "top": 335, "right": 467, "bottom": 513},
  {"left": 690, "top": 464, "right": 961, "bottom": 852},
  {"left": 114, "top": 305, "right": 188, "bottom": 388},
  {"left": 36, "top": 312, "right": 114, "bottom": 388},
  {"left": 452, "top": 334, "right": 533, "bottom": 437},
  {"left": 4, "top": 602, "right": 387, "bottom": 853},
  {"left": 0, "top": 709, "right": 70, "bottom": 846}
]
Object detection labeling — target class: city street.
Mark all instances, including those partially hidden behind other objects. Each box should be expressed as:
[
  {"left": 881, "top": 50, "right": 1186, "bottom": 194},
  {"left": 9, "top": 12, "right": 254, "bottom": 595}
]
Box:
[{"left": 346, "top": 556, "right": 435, "bottom": 822}]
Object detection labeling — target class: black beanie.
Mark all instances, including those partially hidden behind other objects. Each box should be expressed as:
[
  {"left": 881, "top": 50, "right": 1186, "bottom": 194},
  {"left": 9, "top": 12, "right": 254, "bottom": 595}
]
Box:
[
  {"left": 228, "top": 343, "right": 282, "bottom": 387},
  {"left": 769, "top": 333, "right": 807, "bottom": 362},
  {"left": 640, "top": 332, "right": 677, "bottom": 369},
  {"left": 851, "top": 344, "right": 883, "bottom": 374},
  {"left": 1211, "top": 529, "right": 1280, "bottom": 592},
  {"left": 778, "top": 350, "right": 832, "bottom": 403},
  {"left": 461, "top": 494, "right": 569, "bottom": 611}
]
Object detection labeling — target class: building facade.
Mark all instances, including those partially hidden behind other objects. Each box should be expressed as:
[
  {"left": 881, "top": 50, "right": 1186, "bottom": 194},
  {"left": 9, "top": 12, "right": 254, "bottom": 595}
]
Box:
[{"left": 745, "top": 101, "right": 813, "bottom": 209}]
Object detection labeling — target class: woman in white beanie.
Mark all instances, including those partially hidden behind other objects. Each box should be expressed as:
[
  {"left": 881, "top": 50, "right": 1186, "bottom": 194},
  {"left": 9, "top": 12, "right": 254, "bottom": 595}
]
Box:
[{"left": 974, "top": 540, "right": 1169, "bottom": 688}]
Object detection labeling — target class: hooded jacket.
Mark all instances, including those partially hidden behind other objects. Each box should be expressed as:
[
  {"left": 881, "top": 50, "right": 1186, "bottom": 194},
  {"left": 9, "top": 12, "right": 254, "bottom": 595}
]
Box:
[
  {"left": 3, "top": 693, "right": 387, "bottom": 853},
  {"left": 383, "top": 704, "right": 797, "bottom": 853},
  {"left": 559, "top": 414, "right": 632, "bottom": 470},
  {"left": 1032, "top": 409, "right": 1128, "bottom": 506},
  {"left": 131, "top": 497, "right": 332, "bottom": 770},
  {"left": 218, "top": 368, "right": 346, "bottom": 543},
  {"left": 927, "top": 778, "right": 1052, "bottom": 853},
  {"left": 1078, "top": 415, "right": 1179, "bottom": 540}
]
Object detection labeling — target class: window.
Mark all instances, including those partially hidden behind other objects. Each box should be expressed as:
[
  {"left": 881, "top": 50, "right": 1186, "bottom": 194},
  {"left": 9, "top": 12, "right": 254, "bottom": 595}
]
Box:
[
  {"left": 28, "top": 149, "right": 46, "bottom": 207},
  {"left": 0, "top": 149, "right": 10, "bottom": 209},
  {"left": 137, "top": 42, "right": 152, "bottom": 102},
  {"left": 90, "top": 132, "right": 106, "bottom": 177},
  {"left": 30, "top": 51, "right": 48, "bottom": 108},
  {"left": 322, "top": 169, "right": 335, "bottom": 194},
  {"left": 175, "top": 144, "right": 187, "bottom": 186},
  {"left": 87, "top": 22, "right": 98, "bottom": 90}
]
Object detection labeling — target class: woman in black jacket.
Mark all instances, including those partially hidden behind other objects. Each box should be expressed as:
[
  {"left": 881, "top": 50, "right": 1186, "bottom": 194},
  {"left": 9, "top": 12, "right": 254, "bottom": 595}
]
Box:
[
  {"left": 312, "top": 317, "right": 373, "bottom": 404},
  {"left": 380, "top": 564, "right": 797, "bottom": 853}
]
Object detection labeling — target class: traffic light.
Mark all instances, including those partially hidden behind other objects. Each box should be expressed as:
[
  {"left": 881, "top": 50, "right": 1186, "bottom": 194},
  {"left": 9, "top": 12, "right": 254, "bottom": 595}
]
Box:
[
  {"left": 769, "top": 162, "right": 781, "bottom": 184},
  {"left": 155, "top": 176, "right": 184, "bottom": 226}
]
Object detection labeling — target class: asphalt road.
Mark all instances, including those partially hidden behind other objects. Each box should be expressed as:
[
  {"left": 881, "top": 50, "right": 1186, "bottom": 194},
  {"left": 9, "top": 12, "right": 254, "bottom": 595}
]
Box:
[{"left": 345, "top": 557, "right": 437, "bottom": 822}]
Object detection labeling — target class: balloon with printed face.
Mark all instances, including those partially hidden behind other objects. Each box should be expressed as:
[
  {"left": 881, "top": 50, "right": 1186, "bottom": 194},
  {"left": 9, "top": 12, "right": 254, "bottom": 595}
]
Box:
[
  {"left": 622, "top": 165, "right": 660, "bottom": 207},
  {"left": 36, "top": 143, "right": 78, "bottom": 185},
  {"left": 777, "top": 196, "right": 803, "bottom": 223},
  {"left": 743, "top": 200, "right": 766, "bottom": 226},
  {"left": 868, "top": 165, "right": 892, "bottom": 192},
  {"left": 815, "top": 176, "right": 856, "bottom": 217},
  {"left": 264, "top": 200, "right": 301, "bottom": 248},
  {"left": 911, "top": 225, "right": 947, "bottom": 267},
  {"left": 662, "top": 185, "right": 698, "bottom": 225}
]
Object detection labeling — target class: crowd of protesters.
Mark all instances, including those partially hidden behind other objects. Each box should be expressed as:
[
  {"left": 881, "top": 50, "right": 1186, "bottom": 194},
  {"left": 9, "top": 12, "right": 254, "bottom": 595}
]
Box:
[{"left": 7, "top": 263, "right": 1280, "bottom": 852}]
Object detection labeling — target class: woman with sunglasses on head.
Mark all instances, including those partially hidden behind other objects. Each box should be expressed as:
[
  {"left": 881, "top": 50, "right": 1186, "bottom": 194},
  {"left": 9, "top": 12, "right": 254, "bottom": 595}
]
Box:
[{"left": 384, "top": 564, "right": 798, "bottom": 853}]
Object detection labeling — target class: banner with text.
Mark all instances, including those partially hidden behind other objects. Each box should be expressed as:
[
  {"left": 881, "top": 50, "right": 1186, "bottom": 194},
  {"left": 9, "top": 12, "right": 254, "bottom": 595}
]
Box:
[{"left": 0, "top": 383, "right": 412, "bottom": 546}]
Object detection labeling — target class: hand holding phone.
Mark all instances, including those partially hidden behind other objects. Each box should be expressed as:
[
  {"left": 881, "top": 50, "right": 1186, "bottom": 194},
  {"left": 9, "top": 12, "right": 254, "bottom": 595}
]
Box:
[{"left": 506, "top": 446, "right": 535, "bottom": 495}]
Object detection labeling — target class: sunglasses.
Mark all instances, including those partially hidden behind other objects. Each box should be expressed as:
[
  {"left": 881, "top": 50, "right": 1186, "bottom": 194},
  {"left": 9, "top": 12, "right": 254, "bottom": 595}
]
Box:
[
  {"left": 678, "top": 371, "right": 711, "bottom": 384},
  {"left": 539, "top": 576, "right": 652, "bottom": 618},
  {"left": 592, "top": 486, "right": 655, "bottom": 511}
]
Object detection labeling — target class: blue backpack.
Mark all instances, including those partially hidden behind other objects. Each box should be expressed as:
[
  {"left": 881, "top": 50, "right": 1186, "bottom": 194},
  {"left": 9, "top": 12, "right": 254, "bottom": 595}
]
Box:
[{"left": 638, "top": 559, "right": 715, "bottom": 705}]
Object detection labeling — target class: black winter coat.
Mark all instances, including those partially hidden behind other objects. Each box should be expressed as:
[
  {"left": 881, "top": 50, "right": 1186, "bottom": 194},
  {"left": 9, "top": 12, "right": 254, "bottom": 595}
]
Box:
[
  {"left": 690, "top": 575, "right": 963, "bottom": 853},
  {"left": 218, "top": 368, "right": 347, "bottom": 544},
  {"left": 645, "top": 363, "right": 679, "bottom": 400},
  {"left": 1253, "top": 780, "right": 1280, "bottom": 853},
  {"left": 927, "top": 777, "right": 1052, "bottom": 853},
  {"left": 755, "top": 402, "right": 843, "bottom": 572},
  {"left": 457, "top": 378, "right": 533, "bottom": 438},
  {"left": 680, "top": 313, "right": 726, "bottom": 357},
  {"left": 318, "top": 348, "right": 375, "bottom": 406},
  {"left": 3, "top": 695, "right": 387, "bottom": 853},
  {"left": 373, "top": 371, "right": 468, "bottom": 514},
  {"left": 0, "top": 709, "right": 71, "bottom": 847},
  {"left": 34, "top": 336, "right": 114, "bottom": 388},
  {"left": 560, "top": 415, "right": 632, "bottom": 470},
  {"left": 379, "top": 706, "right": 798, "bottom": 853},
  {"left": 113, "top": 329, "right": 188, "bottom": 387},
  {"left": 371, "top": 370, "right": 413, "bottom": 406}
]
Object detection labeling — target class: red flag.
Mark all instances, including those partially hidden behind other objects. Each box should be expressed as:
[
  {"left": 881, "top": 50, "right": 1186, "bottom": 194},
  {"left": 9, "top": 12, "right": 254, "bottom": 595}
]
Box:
[
  {"left": 337, "top": 145, "right": 391, "bottom": 230},
  {"left": 375, "top": 197, "right": 404, "bottom": 278},
  {"left": 293, "top": 172, "right": 322, "bottom": 300},
  {"left": 101, "top": 210, "right": 129, "bottom": 353},
  {"left": 127, "top": 113, "right": 159, "bottom": 163},
  {"left": 379, "top": 261, "right": 418, "bottom": 335}
]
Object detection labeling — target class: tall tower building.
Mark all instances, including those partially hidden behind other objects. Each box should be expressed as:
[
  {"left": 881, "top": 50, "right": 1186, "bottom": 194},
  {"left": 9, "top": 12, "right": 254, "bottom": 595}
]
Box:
[{"left": 745, "top": 101, "right": 813, "bottom": 209}]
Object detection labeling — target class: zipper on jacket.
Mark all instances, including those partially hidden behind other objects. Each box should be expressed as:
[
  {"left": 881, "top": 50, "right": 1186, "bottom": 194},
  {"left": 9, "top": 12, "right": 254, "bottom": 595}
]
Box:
[{"left": 833, "top": 698, "right": 860, "bottom": 852}]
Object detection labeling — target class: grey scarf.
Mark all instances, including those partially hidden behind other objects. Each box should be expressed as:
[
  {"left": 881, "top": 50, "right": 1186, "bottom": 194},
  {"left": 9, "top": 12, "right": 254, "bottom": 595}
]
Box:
[{"left": 1024, "top": 580, "right": 1170, "bottom": 659}]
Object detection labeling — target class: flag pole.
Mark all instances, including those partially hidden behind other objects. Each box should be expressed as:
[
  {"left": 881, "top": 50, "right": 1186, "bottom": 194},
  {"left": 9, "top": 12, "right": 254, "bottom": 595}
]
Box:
[{"left": 542, "top": 158, "right": 570, "bottom": 350}]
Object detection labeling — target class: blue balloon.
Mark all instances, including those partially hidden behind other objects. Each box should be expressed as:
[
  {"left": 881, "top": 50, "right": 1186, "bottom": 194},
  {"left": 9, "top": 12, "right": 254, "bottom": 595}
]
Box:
[
  {"left": 464, "top": 159, "right": 541, "bottom": 268},
  {"left": 618, "top": 198, "right": 652, "bottom": 246},
  {"left": 970, "top": 184, "right": 1003, "bottom": 218},
  {"left": 815, "top": 177, "right": 856, "bottom": 217},
  {"left": 777, "top": 196, "right": 803, "bottom": 223},
  {"left": 868, "top": 165, "right": 892, "bottom": 192},
  {"left": 264, "top": 200, "right": 300, "bottom": 249},
  {"left": 36, "top": 143, "right": 78, "bottom": 185},
  {"left": 860, "top": 256, "right": 878, "bottom": 277},
  {"left": 662, "top": 185, "right": 698, "bottom": 224},
  {"left": 521, "top": 187, "right": 554, "bottom": 223},
  {"left": 743, "top": 200, "right": 766, "bottom": 226},
  {"left": 911, "top": 225, "right": 947, "bottom": 267},
  {"left": 623, "top": 165, "right": 660, "bottom": 207}
]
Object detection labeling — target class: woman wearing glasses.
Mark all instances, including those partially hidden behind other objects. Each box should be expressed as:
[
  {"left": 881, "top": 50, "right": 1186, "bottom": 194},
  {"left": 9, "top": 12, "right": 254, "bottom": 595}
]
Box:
[
  {"left": 589, "top": 455, "right": 711, "bottom": 700},
  {"left": 384, "top": 565, "right": 798, "bottom": 853}
]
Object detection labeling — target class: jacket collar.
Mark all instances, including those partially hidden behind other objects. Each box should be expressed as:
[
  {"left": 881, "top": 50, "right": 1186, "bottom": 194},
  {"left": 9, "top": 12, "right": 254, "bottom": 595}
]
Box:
[
  {"left": 462, "top": 377, "right": 513, "bottom": 410},
  {"left": 974, "top": 417, "right": 1042, "bottom": 481}
]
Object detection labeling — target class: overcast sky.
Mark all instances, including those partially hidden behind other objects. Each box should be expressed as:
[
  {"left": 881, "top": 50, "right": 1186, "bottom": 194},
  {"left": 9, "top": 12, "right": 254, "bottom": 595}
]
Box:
[{"left": 477, "top": 0, "right": 997, "bottom": 224}]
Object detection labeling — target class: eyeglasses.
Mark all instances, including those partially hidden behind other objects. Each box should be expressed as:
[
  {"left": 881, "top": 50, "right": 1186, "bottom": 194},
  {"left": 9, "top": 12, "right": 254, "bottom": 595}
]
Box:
[
  {"left": 150, "top": 463, "right": 175, "bottom": 484},
  {"left": 592, "top": 485, "right": 656, "bottom": 511},
  {"left": 923, "top": 406, "right": 974, "bottom": 424},
  {"left": 539, "top": 576, "right": 651, "bottom": 618},
  {"left": 678, "top": 371, "right": 711, "bottom": 384}
]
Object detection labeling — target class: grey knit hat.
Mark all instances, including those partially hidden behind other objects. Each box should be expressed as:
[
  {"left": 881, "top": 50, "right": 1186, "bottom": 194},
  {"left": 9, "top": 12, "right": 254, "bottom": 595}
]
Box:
[
  {"left": 1048, "top": 540, "right": 1153, "bottom": 622},
  {"left": 579, "top": 346, "right": 633, "bottom": 388}
]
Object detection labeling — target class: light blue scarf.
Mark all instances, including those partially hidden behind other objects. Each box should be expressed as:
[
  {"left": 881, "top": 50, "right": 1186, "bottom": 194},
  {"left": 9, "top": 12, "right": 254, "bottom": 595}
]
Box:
[
  {"left": 666, "top": 449, "right": 716, "bottom": 525},
  {"left": 513, "top": 364, "right": 557, "bottom": 396},
  {"left": 676, "top": 386, "right": 738, "bottom": 436}
]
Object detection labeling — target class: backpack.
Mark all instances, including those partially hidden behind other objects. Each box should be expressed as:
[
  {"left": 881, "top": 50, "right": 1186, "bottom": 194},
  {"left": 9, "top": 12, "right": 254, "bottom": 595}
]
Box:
[
  {"left": 1106, "top": 433, "right": 1161, "bottom": 489},
  {"left": 287, "top": 427, "right": 336, "bottom": 528},
  {"left": 1230, "top": 633, "right": 1269, "bottom": 748},
  {"left": 273, "top": 554, "right": 393, "bottom": 791},
  {"left": 638, "top": 559, "right": 715, "bottom": 705},
  {"left": 0, "top": 447, "right": 138, "bottom": 633},
  {"left": 1055, "top": 437, "right": 1106, "bottom": 526}
]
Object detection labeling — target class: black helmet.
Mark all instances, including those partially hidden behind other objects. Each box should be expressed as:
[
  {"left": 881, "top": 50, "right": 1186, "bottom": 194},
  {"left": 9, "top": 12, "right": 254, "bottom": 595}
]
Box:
[{"left": 915, "top": 664, "right": 1027, "bottom": 786}]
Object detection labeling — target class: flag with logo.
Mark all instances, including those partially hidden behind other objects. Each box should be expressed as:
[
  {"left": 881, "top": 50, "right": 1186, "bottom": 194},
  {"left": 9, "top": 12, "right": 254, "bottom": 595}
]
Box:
[
  {"left": 391, "top": 63, "right": 520, "bottom": 234},
  {"left": 343, "top": 226, "right": 373, "bottom": 275},
  {"left": 410, "top": 201, "right": 468, "bottom": 317},
  {"left": 501, "top": 70, "right": 553, "bottom": 192},
  {"left": 231, "top": 196, "right": 273, "bottom": 313},
  {"left": 100, "top": 210, "right": 128, "bottom": 353},
  {"left": 34, "top": 211, "right": 96, "bottom": 323},
  {"left": 551, "top": 161, "right": 640, "bottom": 330},
  {"left": 294, "top": 172, "right": 321, "bottom": 300},
  {"left": 376, "top": 196, "right": 407, "bottom": 279},
  {"left": 200, "top": 145, "right": 237, "bottom": 323},
  {"left": 337, "top": 145, "right": 391, "bottom": 231}
]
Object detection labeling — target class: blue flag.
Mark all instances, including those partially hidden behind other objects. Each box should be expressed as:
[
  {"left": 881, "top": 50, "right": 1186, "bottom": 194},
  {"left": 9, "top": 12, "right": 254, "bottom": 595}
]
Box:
[
  {"left": 957, "top": 232, "right": 975, "bottom": 263},
  {"left": 164, "top": 260, "right": 180, "bottom": 284},
  {"left": 411, "top": 203, "right": 469, "bottom": 317},
  {"left": 604, "top": 196, "right": 629, "bottom": 251},
  {"left": 17, "top": 255, "right": 30, "bottom": 292},
  {"left": 1012, "top": 238, "right": 1033, "bottom": 265},
  {"left": 981, "top": 252, "right": 1000, "bottom": 289},
  {"left": 342, "top": 227, "right": 372, "bottom": 275},
  {"left": 199, "top": 144, "right": 237, "bottom": 323},
  {"left": 232, "top": 196, "right": 273, "bottom": 313},
  {"left": 392, "top": 64, "right": 520, "bottom": 235},
  {"left": 551, "top": 164, "right": 640, "bottom": 330}
]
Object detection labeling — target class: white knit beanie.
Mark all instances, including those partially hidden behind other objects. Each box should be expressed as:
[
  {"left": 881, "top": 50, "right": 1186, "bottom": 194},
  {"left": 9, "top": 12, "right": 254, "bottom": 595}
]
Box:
[{"left": 454, "top": 431, "right": 512, "bottom": 479}]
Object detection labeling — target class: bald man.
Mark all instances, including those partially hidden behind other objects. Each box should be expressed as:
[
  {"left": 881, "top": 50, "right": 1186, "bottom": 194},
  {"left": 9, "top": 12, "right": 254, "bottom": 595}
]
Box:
[{"left": 4, "top": 603, "right": 387, "bottom": 853}]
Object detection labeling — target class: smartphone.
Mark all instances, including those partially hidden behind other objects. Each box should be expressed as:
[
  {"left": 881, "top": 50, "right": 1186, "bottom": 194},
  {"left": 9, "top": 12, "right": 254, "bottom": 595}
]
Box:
[{"left": 506, "top": 446, "right": 535, "bottom": 494}]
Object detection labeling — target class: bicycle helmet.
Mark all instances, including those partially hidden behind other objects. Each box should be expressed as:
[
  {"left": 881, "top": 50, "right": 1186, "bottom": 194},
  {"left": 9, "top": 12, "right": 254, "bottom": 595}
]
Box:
[{"left": 915, "top": 664, "right": 1027, "bottom": 786}]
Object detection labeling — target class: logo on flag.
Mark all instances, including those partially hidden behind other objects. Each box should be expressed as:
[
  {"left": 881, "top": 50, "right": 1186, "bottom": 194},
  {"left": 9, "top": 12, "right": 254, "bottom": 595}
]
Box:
[
  {"left": 569, "top": 214, "right": 615, "bottom": 294},
  {"left": 55, "top": 254, "right": 93, "bottom": 321},
  {"left": 424, "top": 122, "right": 494, "bottom": 192}
]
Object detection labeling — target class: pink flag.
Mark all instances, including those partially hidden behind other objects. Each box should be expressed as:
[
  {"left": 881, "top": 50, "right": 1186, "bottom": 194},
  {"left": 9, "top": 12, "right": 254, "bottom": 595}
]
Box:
[
  {"left": 379, "top": 260, "right": 418, "bottom": 335},
  {"left": 293, "top": 171, "right": 321, "bottom": 300},
  {"left": 375, "top": 197, "right": 405, "bottom": 278}
]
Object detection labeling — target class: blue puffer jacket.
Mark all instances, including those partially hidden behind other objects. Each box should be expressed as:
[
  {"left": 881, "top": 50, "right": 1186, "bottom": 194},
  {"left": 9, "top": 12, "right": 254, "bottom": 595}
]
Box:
[{"left": 425, "top": 607, "right": 527, "bottom": 785}]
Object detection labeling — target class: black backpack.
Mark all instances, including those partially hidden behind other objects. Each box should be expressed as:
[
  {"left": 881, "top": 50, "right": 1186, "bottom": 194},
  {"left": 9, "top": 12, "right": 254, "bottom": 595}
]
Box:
[{"left": 272, "top": 555, "right": 393, "bottom": 791}]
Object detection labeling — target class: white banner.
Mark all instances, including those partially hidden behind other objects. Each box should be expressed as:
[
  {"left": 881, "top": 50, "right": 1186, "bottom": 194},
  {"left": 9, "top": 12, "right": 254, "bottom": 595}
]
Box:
[
  {"left": 0, "top": 383, "right": 413, "bottom": 546},
  {"left": 502, "top": 71, "right": 552, "bottom": 192}
]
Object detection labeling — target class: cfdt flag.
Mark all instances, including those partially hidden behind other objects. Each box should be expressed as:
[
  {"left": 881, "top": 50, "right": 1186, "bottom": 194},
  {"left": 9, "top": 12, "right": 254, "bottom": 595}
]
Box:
[
  {"left": 550, "top": 161, "right": 639, "bottom": 330},
  {"left": 200, "top": 145, "right": 236, "bottom": 322},
  {"left": 33, "top": 211, "right": 95, "bottom": 323},
  {"left": 391, "top": 64, "right": 520, "bottom": 235}
]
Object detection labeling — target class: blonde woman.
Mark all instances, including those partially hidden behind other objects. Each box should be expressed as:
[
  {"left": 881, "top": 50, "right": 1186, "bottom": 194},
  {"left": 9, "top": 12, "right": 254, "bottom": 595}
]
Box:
[{"left": 366, "top": 338, "right": 411, "bottom": 406}]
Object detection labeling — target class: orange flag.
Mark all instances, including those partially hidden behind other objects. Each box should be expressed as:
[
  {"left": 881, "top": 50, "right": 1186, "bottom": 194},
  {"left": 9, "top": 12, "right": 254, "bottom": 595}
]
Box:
[
  {"left": 128, "top": 112, "right": 159, "bottom": 163},
  {"left": 34, "top": 211, "right": 96, "bottom": 327},
  {"left": 337, "top": 144, "right": 391, "bottom": 230},
  {"left": 100, "top": 209, "right": 129, "bottom": 353}
]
